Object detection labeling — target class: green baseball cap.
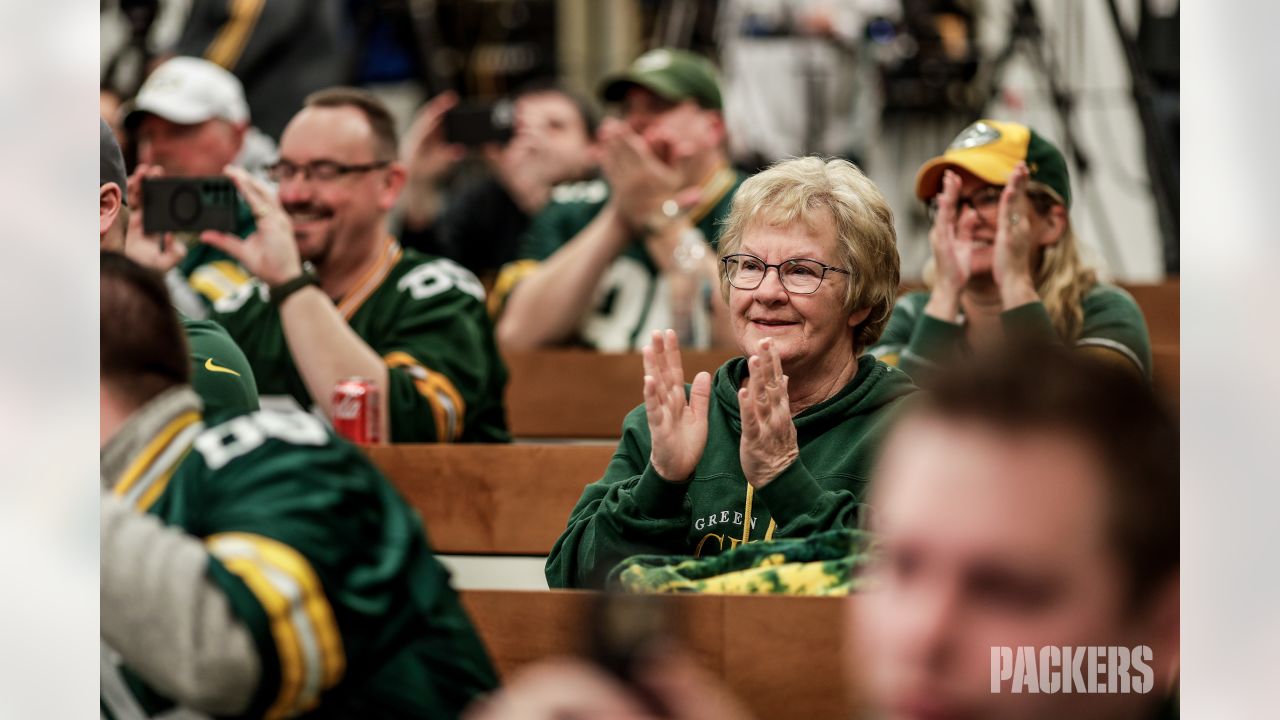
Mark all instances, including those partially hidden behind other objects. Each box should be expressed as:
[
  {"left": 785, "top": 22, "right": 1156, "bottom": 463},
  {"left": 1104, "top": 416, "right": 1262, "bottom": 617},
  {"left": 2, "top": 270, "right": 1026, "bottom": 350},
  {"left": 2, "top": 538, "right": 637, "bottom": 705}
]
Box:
[
  {"left": 915, "top": 119, "right": 1072, "bottom": 208},
  {"left": 600, "top": 48, "right": 723, "bottom": 110}
]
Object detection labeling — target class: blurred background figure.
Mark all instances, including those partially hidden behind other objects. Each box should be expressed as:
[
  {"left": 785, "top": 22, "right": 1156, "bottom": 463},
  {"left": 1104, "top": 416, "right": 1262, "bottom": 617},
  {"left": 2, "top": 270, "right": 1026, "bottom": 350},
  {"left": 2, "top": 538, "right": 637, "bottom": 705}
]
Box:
[
  {"left": 495, "top": 48, "right": 743, "bottom": 352},
  {"left": 717, "top": 0, "right": 901, "bottom": 172},
  {"left": 853, "top": 345, "right": 1179, "bottom": 720},
  {"left": 170, "top": 0, "right": 348, "bottom": 141},
  {"left": 123, "top": 55, "right": 275, "bottom": 177},
  {"left": 120, "top": 56, "right": 273, "bottom": 312},
  {"left": 397, "top": 80, "right": 601, "bottom": 287}
]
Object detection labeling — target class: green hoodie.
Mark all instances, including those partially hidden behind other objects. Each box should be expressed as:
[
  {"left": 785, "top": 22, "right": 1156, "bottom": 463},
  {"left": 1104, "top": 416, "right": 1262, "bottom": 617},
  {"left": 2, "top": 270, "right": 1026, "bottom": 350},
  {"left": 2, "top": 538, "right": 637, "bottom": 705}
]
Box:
[{"left": 545, "top": 354, "right": 917, "bottom": 589}]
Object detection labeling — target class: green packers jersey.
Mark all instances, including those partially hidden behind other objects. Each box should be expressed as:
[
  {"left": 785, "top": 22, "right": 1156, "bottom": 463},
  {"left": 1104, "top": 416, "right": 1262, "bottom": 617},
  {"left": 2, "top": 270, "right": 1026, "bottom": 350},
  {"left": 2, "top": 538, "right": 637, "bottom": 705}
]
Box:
[
  {"left": 211, "top": 239, "right": 509, "bottom": 443},
  {"left": 492, "top": 168, "right": 744, "bottom": 350},
  {"left": 102, "top": 407, "right": 498, "bottom": 719},
  {"left": 177, "top": 195, "right": 257, "bottom": 307},
  {"left": 181, "top": 315, "right": 259, "bottom": 416}
]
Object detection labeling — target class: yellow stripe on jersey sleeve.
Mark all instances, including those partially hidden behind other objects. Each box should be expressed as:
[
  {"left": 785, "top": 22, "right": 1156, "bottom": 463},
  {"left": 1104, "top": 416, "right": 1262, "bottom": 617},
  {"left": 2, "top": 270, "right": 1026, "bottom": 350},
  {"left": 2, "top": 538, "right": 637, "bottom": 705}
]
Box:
[
  {"left": 189, "top": 260, "right": 252, "bottom": 303},
  {"left": 384, "top": 351, "right": 466, "bottom": 442},
  {"left": 206, "top": 533, "right": 345, "bottom": 718},
  {"left": 487, "top": 259, "right": 540, "bottom": 318},
  {"left": 114, "top": 411, "right": 201, "bottom": 500}
]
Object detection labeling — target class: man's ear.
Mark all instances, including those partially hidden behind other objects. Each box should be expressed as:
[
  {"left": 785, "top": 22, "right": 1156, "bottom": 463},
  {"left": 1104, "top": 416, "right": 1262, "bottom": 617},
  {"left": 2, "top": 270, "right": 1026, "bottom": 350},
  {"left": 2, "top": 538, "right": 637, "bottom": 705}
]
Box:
[
  {"left": 229, "top": 121, "right": 249, "bottom": 155},
  {"left": 705, "top": 109, "right": 727, "bottom": 149},
  {"left": 380, "top": 162, "right": 409, "bottom": 210},
  {"left": 100, "top": 183, "right": 123, "bottom": 239},
  {"left": 1037, "top": 203, "right": 1069, "bottom": 247}
]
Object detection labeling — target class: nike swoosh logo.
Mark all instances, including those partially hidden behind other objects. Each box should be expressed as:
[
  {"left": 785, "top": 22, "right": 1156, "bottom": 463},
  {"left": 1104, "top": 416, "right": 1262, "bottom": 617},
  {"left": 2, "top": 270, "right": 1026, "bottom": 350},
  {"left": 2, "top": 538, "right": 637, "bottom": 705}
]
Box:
[{"left": 204, "top": 358, "right": 241, "bottom": 377}]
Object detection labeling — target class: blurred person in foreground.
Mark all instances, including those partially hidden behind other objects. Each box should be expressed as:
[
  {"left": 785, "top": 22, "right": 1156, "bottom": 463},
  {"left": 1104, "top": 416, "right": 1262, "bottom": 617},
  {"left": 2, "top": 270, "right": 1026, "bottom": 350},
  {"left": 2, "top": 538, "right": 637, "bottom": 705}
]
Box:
[
  {"left": 494, "top": 49, "right": 746, "bottom": 351},
  {"left": 122, "top": 56, "right": 278, "bottom": 311},
  {"left": 201, "top": 87, "right": 509, "bottom": 443},
  {"left": 397, "top": 80, "right": 600, "bottom": 287},
  {"left": 546, "top": 156, "right": 915, "bottom": 589},
  {"left": 869, "top": 120, "right": 1152, "bottom": 383},
  {"left": 100, "top": 252, "right": 496, "bottom": 719},
  {"left": 101, "top": 117, "right": 259, "bottom": 417},
  {"left": 854, "top": 344, "right": 1178, "bottom": 719}
]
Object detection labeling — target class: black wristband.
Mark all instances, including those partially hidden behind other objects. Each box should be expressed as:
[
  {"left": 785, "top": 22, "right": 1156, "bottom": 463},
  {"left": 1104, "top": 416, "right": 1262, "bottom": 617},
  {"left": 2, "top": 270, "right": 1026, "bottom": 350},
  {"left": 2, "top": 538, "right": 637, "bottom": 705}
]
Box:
[{"left": 269, "top": 271, "right": 318, "bottom": 307}]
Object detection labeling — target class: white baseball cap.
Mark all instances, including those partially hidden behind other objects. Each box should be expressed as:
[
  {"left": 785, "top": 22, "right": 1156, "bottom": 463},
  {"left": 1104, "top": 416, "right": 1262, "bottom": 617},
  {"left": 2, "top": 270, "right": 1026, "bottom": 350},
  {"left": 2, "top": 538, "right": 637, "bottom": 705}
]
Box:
[{"left": 123, "top": 56, "right": 250, "bottom": 129}]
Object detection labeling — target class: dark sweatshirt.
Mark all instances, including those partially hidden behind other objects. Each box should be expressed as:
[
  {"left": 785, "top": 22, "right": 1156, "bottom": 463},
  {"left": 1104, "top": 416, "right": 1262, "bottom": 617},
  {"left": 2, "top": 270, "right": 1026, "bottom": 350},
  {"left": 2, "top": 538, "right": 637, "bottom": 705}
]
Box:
[{"left": 545, "top": 354, "right": 917, "bottom": 589}]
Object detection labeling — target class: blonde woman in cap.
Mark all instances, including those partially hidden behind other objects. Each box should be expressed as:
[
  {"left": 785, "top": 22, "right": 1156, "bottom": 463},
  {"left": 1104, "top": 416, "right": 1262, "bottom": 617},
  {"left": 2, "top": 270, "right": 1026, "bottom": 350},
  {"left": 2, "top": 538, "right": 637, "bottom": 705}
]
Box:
[{"left": 870, "top": 120, "right": 1151, "bottom": 381}]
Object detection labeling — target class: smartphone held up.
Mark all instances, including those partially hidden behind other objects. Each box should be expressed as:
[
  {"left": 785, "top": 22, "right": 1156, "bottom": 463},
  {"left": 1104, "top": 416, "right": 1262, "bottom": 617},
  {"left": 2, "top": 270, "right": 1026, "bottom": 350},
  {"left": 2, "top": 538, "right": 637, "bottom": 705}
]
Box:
[{"left": 142, "top": 176, "right": 242, "bottom": 235}]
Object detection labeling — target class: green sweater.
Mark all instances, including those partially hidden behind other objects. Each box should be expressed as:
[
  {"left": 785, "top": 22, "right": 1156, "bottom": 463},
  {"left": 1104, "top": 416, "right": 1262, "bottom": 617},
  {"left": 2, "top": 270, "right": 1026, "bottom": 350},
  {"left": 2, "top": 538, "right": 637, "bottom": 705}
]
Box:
[
  {"left": 545, "top": 354, "right": 917, "bottom": 589},
  {"left": 869, "top": 284, "right": 1152, "bottom": 383}
]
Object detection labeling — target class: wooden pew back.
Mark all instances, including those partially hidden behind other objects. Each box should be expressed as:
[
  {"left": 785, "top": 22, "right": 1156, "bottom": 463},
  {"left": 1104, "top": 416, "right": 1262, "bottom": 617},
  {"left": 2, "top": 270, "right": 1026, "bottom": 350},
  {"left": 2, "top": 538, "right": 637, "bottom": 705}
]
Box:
[
  {"left": 503, "top": 349, "right": 737, "bottom": 439},
  {"left": 460, "top": 589, "right": 857, "bottom": 718},
  {"left": 365, "top": 444, "right": 611, "bottom": 555}
]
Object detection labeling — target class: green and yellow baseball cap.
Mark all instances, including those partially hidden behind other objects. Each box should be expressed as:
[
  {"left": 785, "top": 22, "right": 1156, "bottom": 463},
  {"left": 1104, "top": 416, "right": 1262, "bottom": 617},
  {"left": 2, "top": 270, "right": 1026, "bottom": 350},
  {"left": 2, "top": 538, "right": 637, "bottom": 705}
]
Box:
[
  {"left": 915, "top": 119, "right": 1071, "bottom": 208},
  {"left": 600, "top": 48, "right": 723, "bottom": 110}
]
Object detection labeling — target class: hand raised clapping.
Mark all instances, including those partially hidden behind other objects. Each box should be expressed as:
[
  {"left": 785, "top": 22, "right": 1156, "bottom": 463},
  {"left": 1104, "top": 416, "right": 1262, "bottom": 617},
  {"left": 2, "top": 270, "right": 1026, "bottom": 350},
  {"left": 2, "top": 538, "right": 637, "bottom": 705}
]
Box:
[
  {"left": 643, "top": 329, "right": 712, "bottom": 483},
  {"left": 738, "top": 338, "right": 799, "bottom": 489},
  {"left": 992, "top": 161, "right": 1038, "bottom": 300}
]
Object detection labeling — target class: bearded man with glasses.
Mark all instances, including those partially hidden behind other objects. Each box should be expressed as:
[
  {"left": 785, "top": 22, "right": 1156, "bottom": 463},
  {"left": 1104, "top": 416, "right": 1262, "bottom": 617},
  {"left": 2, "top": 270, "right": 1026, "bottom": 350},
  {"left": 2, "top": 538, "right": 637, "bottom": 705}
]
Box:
[
  {"left": 201, "top": 87, "right": 509, "bottom": 443},
  {"left": 546, "top": 156, "right": 916, "bottom": 589}
]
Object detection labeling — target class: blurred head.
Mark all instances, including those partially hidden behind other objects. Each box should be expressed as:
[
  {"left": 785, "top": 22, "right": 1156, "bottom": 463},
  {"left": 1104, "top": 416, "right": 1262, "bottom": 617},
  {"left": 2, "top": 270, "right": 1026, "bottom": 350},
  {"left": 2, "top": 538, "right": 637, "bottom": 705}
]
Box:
[
  {"left": 600, "top": 49, "right": 726, "bottom": 179},
  {"left": 100, "top": 118, "right": 129, "bottom": 250},
  {"left": 854, "top": 346, "right": 1179, "bottom": 720},
  {"left": 717, "top": 157, "right": 899, "bottom": 376},
  {"left": 510, "top": 81, "right": 598, "bottom": 183},
  {"left": 272, "top": 87, "right": 406, "bottom": 266},
  {"left": 100, "top": 252, "right": 190, "bottom": 446},
  {"left": 125, "top": 57, "right": 251, "bottom": 175}
]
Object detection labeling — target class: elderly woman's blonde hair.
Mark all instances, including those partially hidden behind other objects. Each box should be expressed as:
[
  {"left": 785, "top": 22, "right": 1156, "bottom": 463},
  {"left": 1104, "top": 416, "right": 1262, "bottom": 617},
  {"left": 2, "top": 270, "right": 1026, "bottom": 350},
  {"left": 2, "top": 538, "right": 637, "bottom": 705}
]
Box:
[{"left": 717, "top": 156, "right": 900, "bottom": 352}]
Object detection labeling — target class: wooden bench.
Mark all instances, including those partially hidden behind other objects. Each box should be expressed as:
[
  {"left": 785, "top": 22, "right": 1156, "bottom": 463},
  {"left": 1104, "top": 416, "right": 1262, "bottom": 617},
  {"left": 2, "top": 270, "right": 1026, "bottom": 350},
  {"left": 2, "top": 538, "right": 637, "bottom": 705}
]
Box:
[
  {"left": 504, "top": 343, "right": 1178, "bottom": 439},
  {"left": 1121, "top": 280, "right": 1179, "bottom": 346},
  {"left": 459, "top": 589, "right": 856, "bottom": 718},
  {"left": 364, "top": 444, "right": 610, "bottom": 555},
  {"left": 503, "top": 349, "right": 737, "bottom": 439}
]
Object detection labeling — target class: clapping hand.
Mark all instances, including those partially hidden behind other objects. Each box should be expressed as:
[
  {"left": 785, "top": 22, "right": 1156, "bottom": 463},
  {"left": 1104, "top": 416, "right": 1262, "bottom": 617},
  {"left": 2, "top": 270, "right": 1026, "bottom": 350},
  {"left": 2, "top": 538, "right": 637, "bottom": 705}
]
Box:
[
  {"left": 738, "top": 338, "right": 799, "bottom": 489},
  {"left": 928, "top": 169, "right": 973, "bottom": 297},
  {"left": 644, "top": 329, "right": 712, "bottom": 483},
  {"left": 598, "top": 118, "right": 682, "bottom": 231},
  {"left": 992, "top": 162, "right": 1038, "bottom": 304}
]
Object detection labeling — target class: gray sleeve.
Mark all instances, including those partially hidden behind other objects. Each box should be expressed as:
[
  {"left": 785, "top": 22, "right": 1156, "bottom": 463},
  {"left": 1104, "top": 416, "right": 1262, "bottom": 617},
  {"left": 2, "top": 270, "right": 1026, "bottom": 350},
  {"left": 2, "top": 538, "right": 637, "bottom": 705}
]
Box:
[{"left": 100, "top": 494, "right": 260, "bottom": 715}]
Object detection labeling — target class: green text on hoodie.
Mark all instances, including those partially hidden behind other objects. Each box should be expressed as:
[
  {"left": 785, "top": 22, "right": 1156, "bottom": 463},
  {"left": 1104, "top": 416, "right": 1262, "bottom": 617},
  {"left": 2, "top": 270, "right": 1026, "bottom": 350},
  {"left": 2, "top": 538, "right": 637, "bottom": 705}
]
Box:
[{"left": 545, "top": 354, "right": 917, "bottom": 589}]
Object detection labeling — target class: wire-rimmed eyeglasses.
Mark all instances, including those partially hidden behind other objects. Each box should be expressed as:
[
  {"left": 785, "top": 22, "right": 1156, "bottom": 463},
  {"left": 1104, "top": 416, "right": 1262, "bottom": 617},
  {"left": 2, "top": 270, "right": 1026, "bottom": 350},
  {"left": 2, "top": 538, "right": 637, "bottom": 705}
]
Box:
[{"left": 720, "top": 253, "right": 851, "bottom": 295}]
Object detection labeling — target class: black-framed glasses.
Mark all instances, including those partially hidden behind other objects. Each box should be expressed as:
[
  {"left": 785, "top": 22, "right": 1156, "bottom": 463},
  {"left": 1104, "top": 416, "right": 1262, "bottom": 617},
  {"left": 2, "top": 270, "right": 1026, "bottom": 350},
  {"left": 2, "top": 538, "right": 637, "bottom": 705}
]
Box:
[
  {"left": 265, "top": 159, "right": 391, "bottom": 183},
  {"left": 720, "top": 253, "right": 850, "bottom": 295},
  {"left": 927, "top": 185, "right": 1003, "bottom": 223}
]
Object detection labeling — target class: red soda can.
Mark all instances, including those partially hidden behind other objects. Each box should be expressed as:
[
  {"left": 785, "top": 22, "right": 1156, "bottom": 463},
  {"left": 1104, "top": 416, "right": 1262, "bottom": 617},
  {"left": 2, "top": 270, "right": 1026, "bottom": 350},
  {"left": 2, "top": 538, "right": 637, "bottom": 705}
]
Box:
[{"left": 332, "top": 377, "right": 381, "bottom": 444}]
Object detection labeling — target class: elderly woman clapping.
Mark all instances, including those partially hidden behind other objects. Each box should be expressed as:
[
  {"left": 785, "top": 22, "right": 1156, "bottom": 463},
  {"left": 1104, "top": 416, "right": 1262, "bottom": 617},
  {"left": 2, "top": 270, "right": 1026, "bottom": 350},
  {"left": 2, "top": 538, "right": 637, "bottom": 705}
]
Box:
[{"left": 546, "top": 157, "right": 916, "bottom": 589}]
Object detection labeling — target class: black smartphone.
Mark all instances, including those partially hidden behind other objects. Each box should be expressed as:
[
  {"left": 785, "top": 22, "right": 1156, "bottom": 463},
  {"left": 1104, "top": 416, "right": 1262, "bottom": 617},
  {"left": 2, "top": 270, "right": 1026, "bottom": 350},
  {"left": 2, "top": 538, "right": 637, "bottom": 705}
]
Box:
[
  {"left": 142, "top": 176, "right": 240, "bottom": 235},
  {"left": 443, "top": 99, "right": 516, "bottom": 147},
  {"left": 587, "top": 592, "right": 677, "bottom": 716}
]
